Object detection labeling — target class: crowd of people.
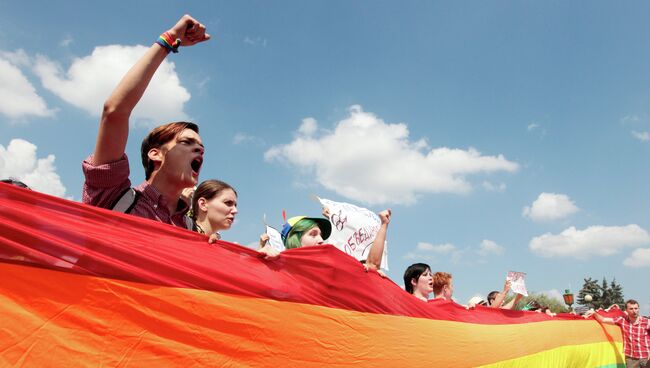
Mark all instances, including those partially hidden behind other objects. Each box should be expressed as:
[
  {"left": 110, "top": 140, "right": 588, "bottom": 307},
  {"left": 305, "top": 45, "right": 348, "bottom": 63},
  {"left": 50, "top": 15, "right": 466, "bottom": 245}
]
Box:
[{"left": 2, "top": 14, "right": 648, "bottom": 366}]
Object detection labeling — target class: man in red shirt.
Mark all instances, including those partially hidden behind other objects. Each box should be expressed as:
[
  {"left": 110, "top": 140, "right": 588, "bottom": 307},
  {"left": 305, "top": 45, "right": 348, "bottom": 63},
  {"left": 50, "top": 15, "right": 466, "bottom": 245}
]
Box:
[
  {"left": 82, "top": 15, "right": 209, "bottom": 227},
  {"left": 586, "top": 299, "right": 649, "bottom": 368}
]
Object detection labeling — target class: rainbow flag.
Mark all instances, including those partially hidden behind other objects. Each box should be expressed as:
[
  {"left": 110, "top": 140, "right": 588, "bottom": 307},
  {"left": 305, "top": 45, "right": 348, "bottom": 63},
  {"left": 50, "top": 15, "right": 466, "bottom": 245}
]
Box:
[{"left": 0, "top": 184, "right": 625, "bottom": 367}]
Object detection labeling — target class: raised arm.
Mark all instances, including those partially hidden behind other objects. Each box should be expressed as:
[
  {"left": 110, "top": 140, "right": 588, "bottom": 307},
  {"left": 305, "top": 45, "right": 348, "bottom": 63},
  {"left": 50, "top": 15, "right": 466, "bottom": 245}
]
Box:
[
  {"left": 92, "top": 15, "right": 209, "bottom": 165},
  {"left": 365, "top": 209, "right": 391, "bottom": 271},
  {"left": 501, "top": 292, "right": 523, "bottom": 310},
  {"left": 490, "top": 280, "right": 511, "bottom": 308}
]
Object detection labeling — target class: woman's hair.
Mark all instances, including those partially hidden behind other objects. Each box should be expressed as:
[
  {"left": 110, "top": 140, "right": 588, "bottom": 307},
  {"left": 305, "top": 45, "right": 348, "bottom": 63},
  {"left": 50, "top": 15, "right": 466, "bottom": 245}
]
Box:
[
  {"left": 284, "top": 218, "right": 319, "bottom": 249},
  {"left": 190, "top": 179, "right": 237, "bottom": 220},
  {"left": 432, "top": 272, "right": 452, "bottom": 295},
  {"left": 487, "top": 290, "right": 499, "bottom": 306},
  {"left": 403, "top": 263, "right": 431, "bottom": 294}
]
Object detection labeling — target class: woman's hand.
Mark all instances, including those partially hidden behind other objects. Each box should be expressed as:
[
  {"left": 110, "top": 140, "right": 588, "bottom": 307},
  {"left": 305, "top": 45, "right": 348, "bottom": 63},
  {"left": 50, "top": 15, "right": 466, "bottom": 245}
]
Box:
[
  {"left": 259, "top": 233, "right": 270, "bottom": 248},
  {"left": 258, "top": 243, "right": 280, "bottom": 260},
  {"left": 378, "top": 209, "right": 391, "bottom": 225}
]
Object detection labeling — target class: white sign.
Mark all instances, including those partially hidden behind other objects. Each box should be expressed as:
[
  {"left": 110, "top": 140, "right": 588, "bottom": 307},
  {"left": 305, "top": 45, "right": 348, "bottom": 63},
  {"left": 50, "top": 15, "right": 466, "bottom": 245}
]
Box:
[
  {"left": 265, "top": 225, "right": 285, "bottom": 254},
  {"left": 318, "top": 197, "right": 388, "bottom": 270},
  {"left": 507, "top": 271, "right": 528, "bottom": 297}
]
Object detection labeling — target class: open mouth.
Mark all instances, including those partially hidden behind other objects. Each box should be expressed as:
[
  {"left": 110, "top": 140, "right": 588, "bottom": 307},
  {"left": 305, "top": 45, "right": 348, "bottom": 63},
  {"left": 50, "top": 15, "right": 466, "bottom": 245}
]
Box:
[{"left": 191, "top": 157, "right": 203, "bottom": 174}]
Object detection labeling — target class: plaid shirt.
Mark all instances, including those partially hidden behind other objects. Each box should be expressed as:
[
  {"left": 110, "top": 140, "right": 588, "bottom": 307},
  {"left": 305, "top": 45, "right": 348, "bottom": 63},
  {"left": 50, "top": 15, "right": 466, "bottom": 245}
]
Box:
[
  {"left": 614, "top": 315, "right": 650, "bottom": 359},
  {"left": 82, "top": 154, "right": 189, "bottom": 228}
]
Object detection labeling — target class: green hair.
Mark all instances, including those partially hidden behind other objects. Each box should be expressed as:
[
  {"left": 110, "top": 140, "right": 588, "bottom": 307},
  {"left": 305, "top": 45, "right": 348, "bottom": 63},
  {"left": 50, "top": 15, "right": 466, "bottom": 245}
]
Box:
[{"left": 284, "top": 218, "right": 319, "bottom": 249}]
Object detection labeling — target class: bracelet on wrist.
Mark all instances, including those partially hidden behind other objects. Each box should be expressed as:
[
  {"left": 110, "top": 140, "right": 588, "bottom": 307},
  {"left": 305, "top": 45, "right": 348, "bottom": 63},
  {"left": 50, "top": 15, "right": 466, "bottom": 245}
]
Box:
[{"left": 155, "top": 31, "right": 181, "bottom": 53}]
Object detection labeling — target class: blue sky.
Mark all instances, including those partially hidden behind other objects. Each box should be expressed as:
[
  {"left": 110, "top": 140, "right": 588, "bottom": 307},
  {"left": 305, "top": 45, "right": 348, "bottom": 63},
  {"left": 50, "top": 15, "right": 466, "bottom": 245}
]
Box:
[{"left": 1, "top": 1, "right": 649, "bottom": 313}]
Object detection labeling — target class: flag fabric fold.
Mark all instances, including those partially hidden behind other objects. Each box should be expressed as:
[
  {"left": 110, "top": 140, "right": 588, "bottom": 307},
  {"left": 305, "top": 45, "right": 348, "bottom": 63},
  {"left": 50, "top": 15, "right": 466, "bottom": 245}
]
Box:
[{"left": 0, "top": 184, "right": 625, "bottom": 367}]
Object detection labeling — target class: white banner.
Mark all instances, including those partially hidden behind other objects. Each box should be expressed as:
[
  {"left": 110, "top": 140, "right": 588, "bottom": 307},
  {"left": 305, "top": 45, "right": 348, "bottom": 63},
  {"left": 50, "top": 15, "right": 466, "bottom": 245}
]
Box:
[
  {"left": 507, "top": 271, "right": 528, "bottom": 297},
  {"left": 318, "top": 197, "right": 388, "bottom": 270}
]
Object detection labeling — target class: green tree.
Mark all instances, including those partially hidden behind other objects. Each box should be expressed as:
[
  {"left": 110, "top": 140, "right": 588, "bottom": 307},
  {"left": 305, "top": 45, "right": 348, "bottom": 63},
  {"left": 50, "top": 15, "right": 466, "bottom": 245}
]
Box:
[
  {"left": 506, "top": 292, "right": 569, "bottom": 313},
  {"left": 578, "top": 276, "right": 625, "bottom": 309},
  {"left": 600, "top": 277, "right": 611, "bottom": 307},
  {"left": 578, "top": 277, "right": 600, "bottom": 308},
  {"left": 609, "top": 278, "right": 624, "bottom": 309}
]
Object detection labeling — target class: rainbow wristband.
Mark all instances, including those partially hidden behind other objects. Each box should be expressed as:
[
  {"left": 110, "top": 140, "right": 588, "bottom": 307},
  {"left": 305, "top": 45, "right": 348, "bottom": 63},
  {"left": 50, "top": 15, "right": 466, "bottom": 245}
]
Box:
[{"left": 156, "top": 32, "right": 181, "bottom": 53}]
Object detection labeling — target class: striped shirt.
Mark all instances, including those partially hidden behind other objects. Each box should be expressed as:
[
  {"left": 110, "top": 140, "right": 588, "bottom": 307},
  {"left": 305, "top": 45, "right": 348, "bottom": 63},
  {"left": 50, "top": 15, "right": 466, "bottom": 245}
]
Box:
[
  {"left": 82, "top": 154, "right": 189, "bottom": 228},
  {"left": 614, "top": 315, "right": 650, "bottom": 359}
]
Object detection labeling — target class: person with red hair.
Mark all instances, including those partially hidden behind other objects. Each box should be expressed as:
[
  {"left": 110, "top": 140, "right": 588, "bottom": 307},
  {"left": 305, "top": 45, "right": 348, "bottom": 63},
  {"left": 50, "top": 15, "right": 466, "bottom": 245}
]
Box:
[{"left": 431, "top": 271, "right": 453, "bottom": 301}]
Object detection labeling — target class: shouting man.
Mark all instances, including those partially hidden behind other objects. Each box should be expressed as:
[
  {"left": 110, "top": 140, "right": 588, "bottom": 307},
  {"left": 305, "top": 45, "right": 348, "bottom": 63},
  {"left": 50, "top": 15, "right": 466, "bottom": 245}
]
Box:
[{"left": 82, "top": 15, "right": 209, "bottom": 228}]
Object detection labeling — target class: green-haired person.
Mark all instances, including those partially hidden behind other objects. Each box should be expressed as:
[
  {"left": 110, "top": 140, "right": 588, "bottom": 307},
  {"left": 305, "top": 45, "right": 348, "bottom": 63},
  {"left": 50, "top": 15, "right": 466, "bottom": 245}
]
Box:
[
  {"left": 259, "top": 209, "right": 391, "bottom": 272},
  {"left": 281, "top": 216, "right": 333, "bottom": 249}
]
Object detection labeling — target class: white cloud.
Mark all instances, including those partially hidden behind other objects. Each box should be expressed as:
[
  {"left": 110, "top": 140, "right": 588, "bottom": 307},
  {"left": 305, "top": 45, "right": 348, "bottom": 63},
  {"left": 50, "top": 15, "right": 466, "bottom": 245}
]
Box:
[
  {"left": 298, "top": 117, "right": 317, "bottom": 136},
  {"left": 0, "top": 51, "right": 55, "bottom": 119},
  {"left": 0, "top": 49, "right": 31, "bottom": 66},
  {"left": 243, "top": 36, "right": 267, "bottom": 47},
  {"left": 478, "top": 239, "right": 504, "bottom": 256},
  {"left": 526, "top": 122, "right": 546, "bottom": 137},
  {"left": 523, "top": 192, "right": 579, "bottom": 222},
  {"left": 60, "top": 35, "right": 73, "bottom": 47},
  {"left": 529, "top": 224, "right": 650, "bottom": 260},
  {"left": 404, "top": 242, "right": 467, "bottom": 264},
  {"left": 632, "top": 131, "right": 650, "bottom": 142},
  {"left": 265, "top": 105, "right": 519, "bottom": 205},
  {"left": 0, "top": 139, "right": 66, "bottom": 197},
  {"left": 482, "top": 181, "right": 506, "bottom": 193},
  {"left": 233, "top": 133, "right": 265, "bottom": 146},
  {"left": 623, "top": 248, "right": 650, "bottom": 268},
  {"left": 620, "top": 115, "right": 641, "bottom": 124},
  {"left": 32, "top": 45, "right": 190, "bottom": 127},
  {"left": 403, "top": 242, "right": 459, "bottom": 262},
  {"left": 417, "top": 242, "right": 456, "bottom": 253}
]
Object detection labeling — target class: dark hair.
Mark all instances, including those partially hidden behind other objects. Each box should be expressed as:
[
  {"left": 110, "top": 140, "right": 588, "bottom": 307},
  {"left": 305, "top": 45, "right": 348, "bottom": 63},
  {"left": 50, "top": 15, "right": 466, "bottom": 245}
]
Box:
[
  {"left": 432, "top": 272, "right": 452, "bottom": 295},
  {"left": 403, "top": 263, "right": 431, "bottom": 294},
  {"left": 141, "top": 121, "right": 199, "bottom": 180},
  {"left": 1, "top": 178, "right": 31, "bottom": 189},
  {"left": 190, "top": 179, "right": 237, "bottom": 220},
  {"left": 626, "top": 299, "right": 639, "bottom": 308},
  {"left": 487, "top": 291, "right": 499, "bottom": 306}
]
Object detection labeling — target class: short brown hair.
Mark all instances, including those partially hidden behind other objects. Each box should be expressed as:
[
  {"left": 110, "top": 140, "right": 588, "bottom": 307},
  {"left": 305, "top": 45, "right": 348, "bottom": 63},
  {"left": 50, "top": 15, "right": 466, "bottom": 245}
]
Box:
[
  {"left": 626, "top": 299, "right": 639, "bottom": 308},
  {"left": 191, "top": 179, "right": 237, "bottom": 220},
  {"left": 432, "top": 272, "right": 452, "bottom": 295},
  {"left": 140, "top": 121, "right": 199, "bottom": 180}
]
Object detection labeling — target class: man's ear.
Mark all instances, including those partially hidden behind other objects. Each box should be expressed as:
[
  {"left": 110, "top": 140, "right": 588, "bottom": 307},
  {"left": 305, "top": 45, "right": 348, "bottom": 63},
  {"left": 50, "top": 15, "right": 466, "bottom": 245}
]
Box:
[{"left": 148, "top": 148, "right": 163, "bottom": 168}]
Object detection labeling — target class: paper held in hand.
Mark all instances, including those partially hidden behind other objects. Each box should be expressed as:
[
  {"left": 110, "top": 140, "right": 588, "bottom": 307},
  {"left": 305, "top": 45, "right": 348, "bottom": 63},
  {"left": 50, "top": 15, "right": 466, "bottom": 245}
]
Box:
[
  {"left": 507, "top": 271, "right": 528, "bottom": 296},
  {"left": 318, "top": 197, "right": 388, "bottom": 270},
  {"left": 265, "top": 225, "right": 285, "bottom": 253}
]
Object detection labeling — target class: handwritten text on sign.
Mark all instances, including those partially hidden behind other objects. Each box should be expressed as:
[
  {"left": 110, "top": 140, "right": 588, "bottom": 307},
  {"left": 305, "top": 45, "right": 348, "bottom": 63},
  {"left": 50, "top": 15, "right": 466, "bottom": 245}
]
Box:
[
  {"left": 507, "top": 271, "right": 528, "bottom": 297},
  {"left": 318, "top": 197, "right": 388, "bottom": 270}
]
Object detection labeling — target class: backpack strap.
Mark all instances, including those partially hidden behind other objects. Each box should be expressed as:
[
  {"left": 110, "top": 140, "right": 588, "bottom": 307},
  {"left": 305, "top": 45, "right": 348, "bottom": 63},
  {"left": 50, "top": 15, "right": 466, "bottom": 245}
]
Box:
[
  {"left": 111, "top": 188, "right": 140, "bottom": 214},
  {"left": 184, "top": 215, "right": 194, "bottom": 231},
  {"left": 112, "top": 188, "right": 194, "bottom": 230}
]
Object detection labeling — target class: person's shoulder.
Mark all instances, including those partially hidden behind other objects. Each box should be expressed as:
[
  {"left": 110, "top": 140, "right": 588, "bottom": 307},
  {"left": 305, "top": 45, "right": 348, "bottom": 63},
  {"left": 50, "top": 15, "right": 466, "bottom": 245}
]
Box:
[{"left": 641, "top": 315, "right": 650, "bottom": 324}]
